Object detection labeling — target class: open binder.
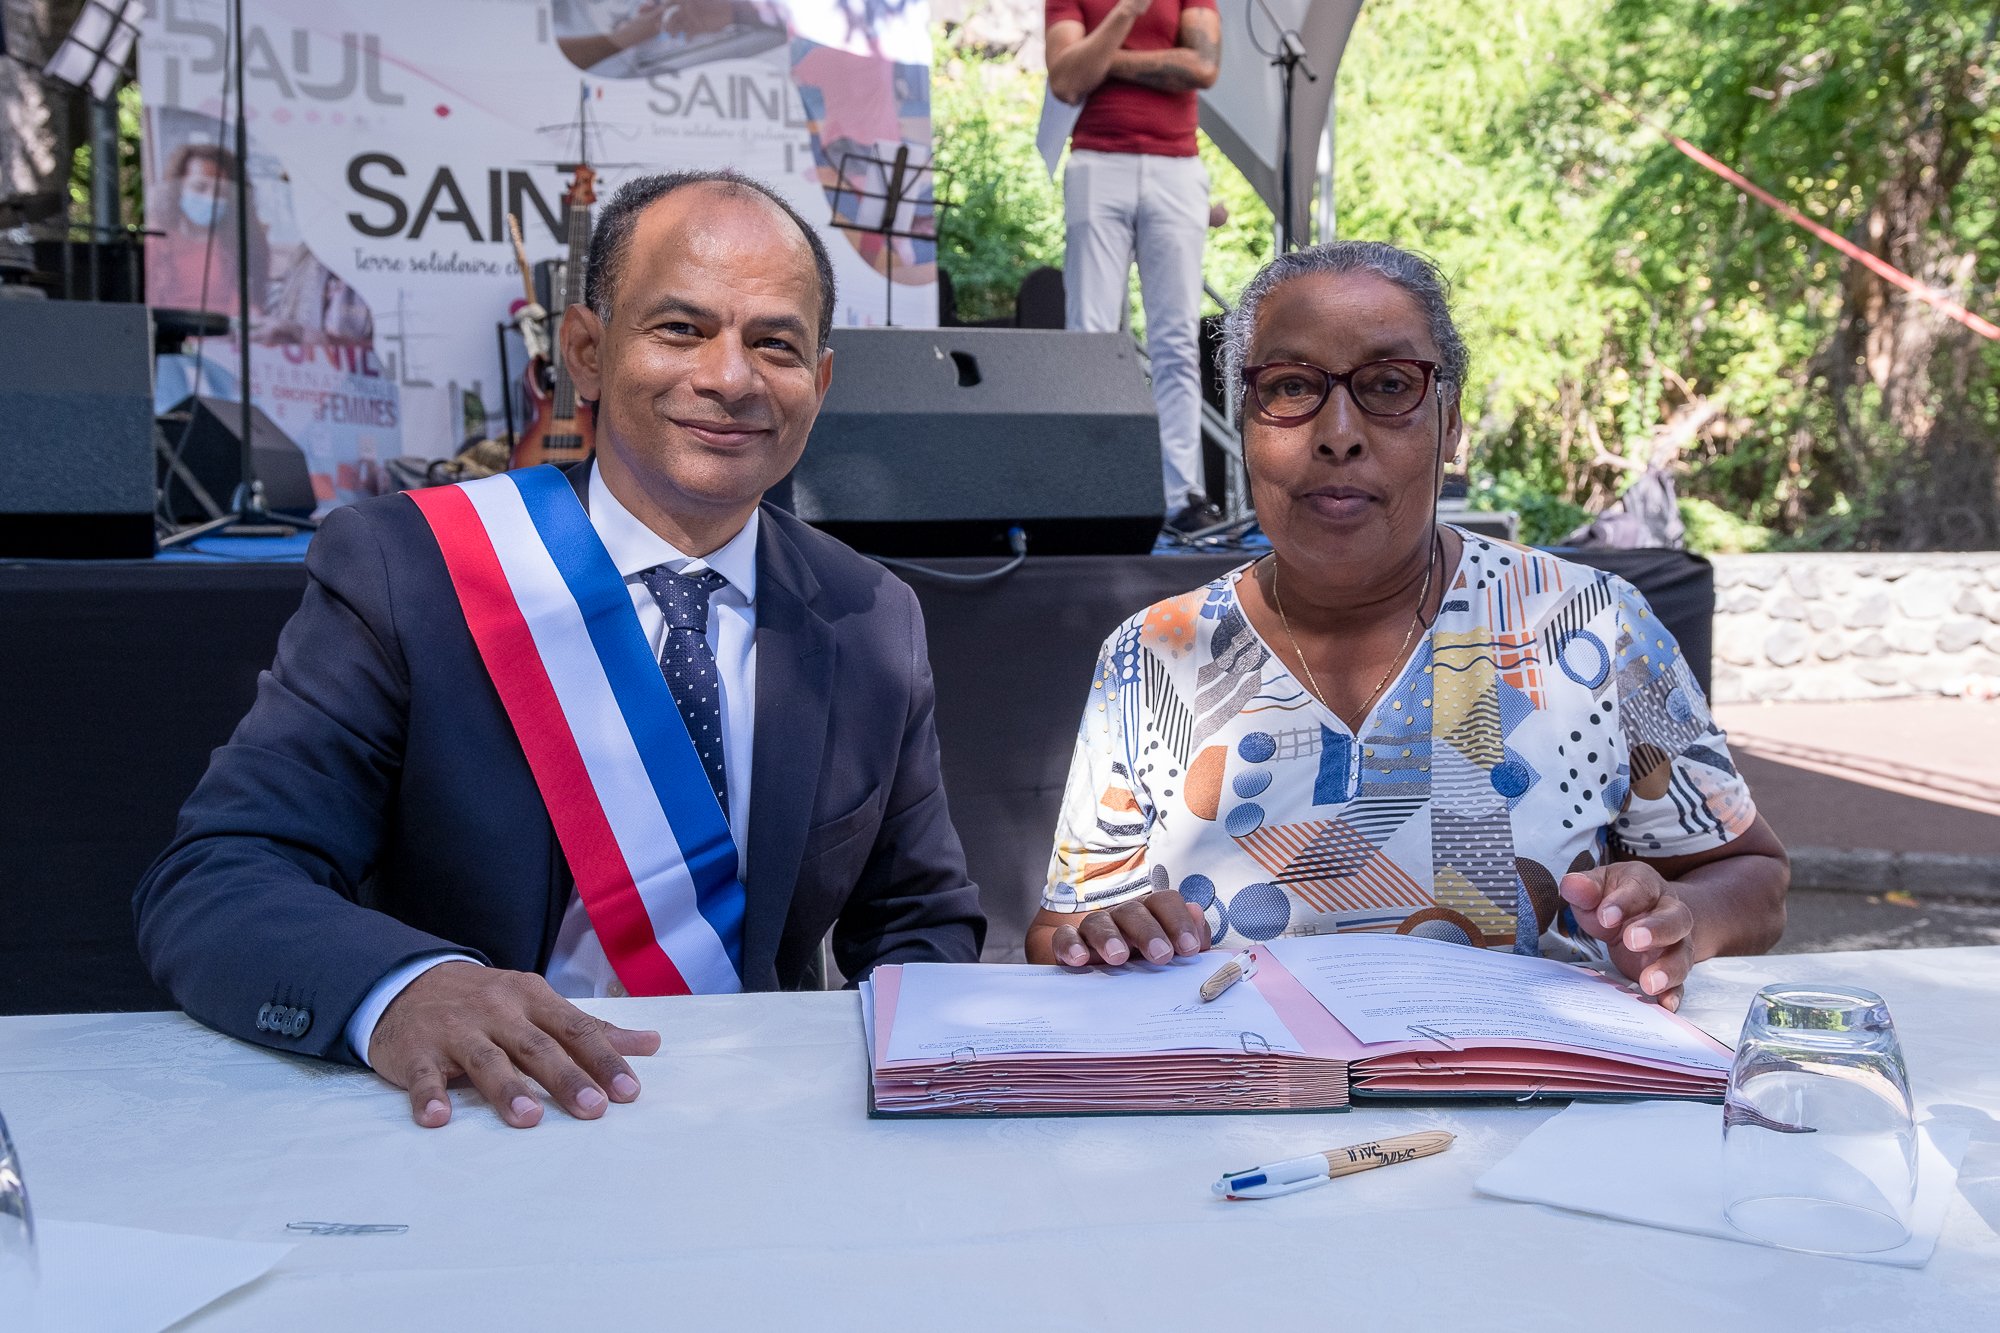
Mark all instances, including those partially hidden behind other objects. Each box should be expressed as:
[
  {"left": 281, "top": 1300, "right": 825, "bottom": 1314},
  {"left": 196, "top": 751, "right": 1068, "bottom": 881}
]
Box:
[{"left": 861, "top": 935, "right": 1733, "bottom": 1118}]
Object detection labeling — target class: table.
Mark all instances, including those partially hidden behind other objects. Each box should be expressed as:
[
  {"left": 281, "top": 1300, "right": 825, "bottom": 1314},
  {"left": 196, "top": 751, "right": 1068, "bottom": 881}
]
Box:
[
  {"left": 0, "top": 547, "right": 1711, "bottom": 1011},
  {"left": 2, "top": 946, "right": 1994, "bottom": 1330}
]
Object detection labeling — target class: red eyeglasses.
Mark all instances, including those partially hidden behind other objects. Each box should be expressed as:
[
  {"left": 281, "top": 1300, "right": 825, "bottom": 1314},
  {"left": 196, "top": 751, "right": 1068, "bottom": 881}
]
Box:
[{"left": 1241, "top": 359, "right": 1439, "bottom": 423}]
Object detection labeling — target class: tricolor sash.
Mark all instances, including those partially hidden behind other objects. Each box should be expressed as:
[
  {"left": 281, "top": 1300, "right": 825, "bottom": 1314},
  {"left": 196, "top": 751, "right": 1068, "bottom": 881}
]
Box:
[{"left": 408, "top": 466, "right": 745, "bottom": 996}]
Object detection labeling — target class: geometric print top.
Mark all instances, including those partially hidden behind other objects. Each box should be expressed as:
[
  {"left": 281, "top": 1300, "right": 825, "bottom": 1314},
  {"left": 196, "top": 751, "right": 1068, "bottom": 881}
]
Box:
[{"left": 1042, "top": 528, "right": 1758, "bottom": 960}]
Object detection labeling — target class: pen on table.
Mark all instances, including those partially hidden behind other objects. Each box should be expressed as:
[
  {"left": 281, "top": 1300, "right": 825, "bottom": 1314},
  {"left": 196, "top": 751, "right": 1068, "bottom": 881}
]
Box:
[
  {"left": 1212, "top": 1130, "right": 1455, "bottom": 1199},
  {"left": 1199, "top": 951, "right": 1257, "bottom": 1003}
]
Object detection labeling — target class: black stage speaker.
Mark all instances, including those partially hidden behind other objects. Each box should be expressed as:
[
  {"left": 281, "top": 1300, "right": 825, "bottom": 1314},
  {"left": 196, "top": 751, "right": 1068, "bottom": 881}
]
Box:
[
  {"left": 792, "top": 328, "right": 1163, "bottom": 556},
  {"left": 157, "top": 397, "right": 317, "bottom": 522},
  {"left": 0, "top": 301, "right": 155, "bottom": 559}
]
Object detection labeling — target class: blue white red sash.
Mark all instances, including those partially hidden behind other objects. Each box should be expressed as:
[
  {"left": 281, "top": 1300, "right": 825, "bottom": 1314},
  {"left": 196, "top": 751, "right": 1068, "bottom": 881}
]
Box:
[{"left": 407, "top": 466, "right": 744, "bottom": 996}]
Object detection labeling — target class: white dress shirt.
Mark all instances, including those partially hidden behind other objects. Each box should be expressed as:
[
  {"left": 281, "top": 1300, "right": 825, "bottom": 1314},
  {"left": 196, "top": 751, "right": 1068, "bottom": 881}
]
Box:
[{"left": 343, "top": 465, "right": 760, "bottom": 1065}]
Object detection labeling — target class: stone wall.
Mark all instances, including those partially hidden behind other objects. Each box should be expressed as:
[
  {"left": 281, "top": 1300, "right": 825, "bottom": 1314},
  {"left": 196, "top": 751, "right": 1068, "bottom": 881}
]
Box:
[{"left": 1708, "top": 552, "right": 2000, "bottom": 703}]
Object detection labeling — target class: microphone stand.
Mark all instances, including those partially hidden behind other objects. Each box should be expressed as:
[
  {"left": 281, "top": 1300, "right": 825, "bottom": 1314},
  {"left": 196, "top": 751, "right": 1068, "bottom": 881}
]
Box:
[
  {"left": 162, "top": 0, "right": 317, "bottom": 546},
  {"left": 1255, "top": 0, "right": 1317, "bottom": 252}
]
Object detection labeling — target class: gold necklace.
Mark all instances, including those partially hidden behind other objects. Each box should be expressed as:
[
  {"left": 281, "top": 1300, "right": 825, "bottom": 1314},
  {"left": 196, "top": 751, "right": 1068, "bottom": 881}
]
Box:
[{"left": 1269, "top": 537, "right": 1436, "bottom": 731}]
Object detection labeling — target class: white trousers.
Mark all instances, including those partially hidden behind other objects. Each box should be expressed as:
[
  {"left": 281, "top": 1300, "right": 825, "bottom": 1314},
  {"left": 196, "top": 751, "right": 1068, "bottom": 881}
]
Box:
[{"left": 1062, "top": 149, "right": 1210, "bottom": 509}]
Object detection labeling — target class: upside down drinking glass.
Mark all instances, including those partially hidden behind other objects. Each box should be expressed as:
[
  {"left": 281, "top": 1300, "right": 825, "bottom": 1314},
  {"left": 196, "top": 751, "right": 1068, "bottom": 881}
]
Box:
[
  {"left": 1722, "top": 983, "right": 1916, "bottom": 1254},
  {"left": 0, "top": 1109, "right": 34, "bottom": 1305}
]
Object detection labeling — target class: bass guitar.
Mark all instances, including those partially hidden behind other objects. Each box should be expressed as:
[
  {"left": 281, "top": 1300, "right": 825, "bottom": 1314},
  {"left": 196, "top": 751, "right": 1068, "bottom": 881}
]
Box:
[{"left": 509, "top": 162, "right": 597, "bottom": 469}]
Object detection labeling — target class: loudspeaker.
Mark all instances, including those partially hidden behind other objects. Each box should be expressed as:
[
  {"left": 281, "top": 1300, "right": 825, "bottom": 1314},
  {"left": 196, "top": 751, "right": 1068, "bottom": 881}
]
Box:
[
  {"left": 0, "top": 301, "right": 155, "bottom": 559},
  {"left": 792, "top": 329, "right": 1163, "bottom": 556},
  {"left": 157, "top": 397, "right": 317, "bottom": 522}
]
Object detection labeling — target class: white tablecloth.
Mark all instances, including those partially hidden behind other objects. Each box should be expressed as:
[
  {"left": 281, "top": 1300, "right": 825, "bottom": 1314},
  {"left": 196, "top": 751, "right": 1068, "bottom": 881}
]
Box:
[{"left": 3, "top": 947, "right": 1997, "bottom": 1331}]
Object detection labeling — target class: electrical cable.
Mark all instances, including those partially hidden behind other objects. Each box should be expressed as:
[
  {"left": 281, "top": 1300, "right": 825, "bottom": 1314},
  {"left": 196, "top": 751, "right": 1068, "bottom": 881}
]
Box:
[
  {"left": 1419, "top": 376, "right": 1449, "bottom": 632},
  {"left": 1157, "top": 513, "right": 1266, "bottom": 552},
  {"left": 869, "top": 526, "right": 1029, "bottom": 584},
  {"left": 1245, "top": 0, "right": 1279, "bottom": 58}
]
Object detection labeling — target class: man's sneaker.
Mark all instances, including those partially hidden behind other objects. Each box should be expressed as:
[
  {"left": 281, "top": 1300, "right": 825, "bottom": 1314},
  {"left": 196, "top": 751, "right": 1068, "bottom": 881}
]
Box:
[{"left": 1166, "top": 492, "right": 1225, "bottom": 534}]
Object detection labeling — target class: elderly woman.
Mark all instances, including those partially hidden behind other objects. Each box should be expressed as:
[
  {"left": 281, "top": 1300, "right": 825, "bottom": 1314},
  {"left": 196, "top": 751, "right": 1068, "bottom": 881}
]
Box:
[{"left": 1026, "top": 241, "right": 1787, "bottom": 1010}]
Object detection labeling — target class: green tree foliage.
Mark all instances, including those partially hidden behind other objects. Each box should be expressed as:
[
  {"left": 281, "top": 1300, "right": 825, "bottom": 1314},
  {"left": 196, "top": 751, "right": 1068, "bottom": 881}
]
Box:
[
  {"left": 67, "top": 82, "right": 146, "bottom": 230},
  {"left": 1333, "top": 0, "right": 1625, "bottom": 542},
  {"left": 1593, "top": 0, "right": 2000, "bottom": 549},
  {"left": 1335, "top": 0, "right": 1998, "bottom": 549},
  {"left": 931, "top": 45, "right": 1067, "bottom": 322}
]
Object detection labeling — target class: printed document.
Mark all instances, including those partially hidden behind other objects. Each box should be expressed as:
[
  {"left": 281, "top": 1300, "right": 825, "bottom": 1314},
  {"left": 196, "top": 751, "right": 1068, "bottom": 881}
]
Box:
[
  {"left": 1263, "top": 935, "right": 1731, "bottom": 1070},
  {"left": 1036, "top": 86, "right": 1083, "bottom": 178},
  {"left": 884, "top": 956, "right": 1305, "bottom": 1062}
]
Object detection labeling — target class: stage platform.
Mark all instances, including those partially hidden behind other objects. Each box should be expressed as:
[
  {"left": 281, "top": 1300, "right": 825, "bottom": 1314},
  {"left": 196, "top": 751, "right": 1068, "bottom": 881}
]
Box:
[{"left": 0, "top": 544, "right": 1711, "bottom": 1013}]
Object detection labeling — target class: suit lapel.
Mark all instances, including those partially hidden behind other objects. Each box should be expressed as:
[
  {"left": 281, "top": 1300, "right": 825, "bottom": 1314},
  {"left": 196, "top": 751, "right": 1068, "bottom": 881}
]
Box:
[
  {"left": 563, "top": 457, "right": 592, "bottom": 508},
  {"left": 741, "top": 507, "right": 833, "bottom": 989}
]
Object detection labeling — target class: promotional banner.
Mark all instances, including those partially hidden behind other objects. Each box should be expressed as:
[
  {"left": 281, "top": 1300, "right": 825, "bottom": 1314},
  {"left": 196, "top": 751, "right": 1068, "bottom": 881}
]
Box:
[{"left": 137, "top": 0, "right": 938, "bottom": 511}]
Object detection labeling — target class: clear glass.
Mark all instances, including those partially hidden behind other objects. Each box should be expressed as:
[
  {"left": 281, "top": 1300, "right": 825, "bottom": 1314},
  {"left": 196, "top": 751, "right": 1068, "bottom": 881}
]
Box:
[
  {"left": 1722, "top": 983, "right": 1916, "bottom": 1254},
  {"left": 0, "top": 1110, "right": 34, "bottom": 1306}
]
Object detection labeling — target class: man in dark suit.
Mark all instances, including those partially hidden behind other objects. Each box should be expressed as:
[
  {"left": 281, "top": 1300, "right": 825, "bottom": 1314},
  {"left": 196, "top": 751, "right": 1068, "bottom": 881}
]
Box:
[{"left": 135, "top": 170, "right": 985, "bottom": 1129}]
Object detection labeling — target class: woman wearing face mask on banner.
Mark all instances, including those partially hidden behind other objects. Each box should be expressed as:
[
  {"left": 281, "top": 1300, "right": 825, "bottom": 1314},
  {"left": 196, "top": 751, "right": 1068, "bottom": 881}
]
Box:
[{"left": 146, "top": 142, "right": 272, "bottom": 320}]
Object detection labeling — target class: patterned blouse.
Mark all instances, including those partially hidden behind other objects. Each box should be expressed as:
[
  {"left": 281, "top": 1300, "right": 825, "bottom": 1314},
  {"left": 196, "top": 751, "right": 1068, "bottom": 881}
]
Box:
[{"left": 1042, "top": 529, "right": 1757, "bottom": 959}]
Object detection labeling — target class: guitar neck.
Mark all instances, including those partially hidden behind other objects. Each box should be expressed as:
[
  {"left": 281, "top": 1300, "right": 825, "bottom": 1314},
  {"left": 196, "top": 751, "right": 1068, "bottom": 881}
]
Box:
[{"left": 551, "top": 199, "right": 592, "bottom": 421}]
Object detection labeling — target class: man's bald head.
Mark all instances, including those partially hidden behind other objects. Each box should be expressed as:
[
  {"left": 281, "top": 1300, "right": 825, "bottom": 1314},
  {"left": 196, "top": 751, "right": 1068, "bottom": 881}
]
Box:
[{"left": 584, "top": 171, "right": 837, "bottom": 350}]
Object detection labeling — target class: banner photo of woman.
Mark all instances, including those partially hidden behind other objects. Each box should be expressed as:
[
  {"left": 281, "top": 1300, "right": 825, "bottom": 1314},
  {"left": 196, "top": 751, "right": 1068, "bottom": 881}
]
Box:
[{"left": 145, "top": 105, "right": 403, "bottom": 512}]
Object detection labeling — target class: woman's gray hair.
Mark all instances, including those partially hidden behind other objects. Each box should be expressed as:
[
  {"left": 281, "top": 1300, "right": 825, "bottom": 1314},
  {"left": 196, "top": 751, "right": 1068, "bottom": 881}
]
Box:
[{"left": 1219, "top": 241, "right": 1470, "bottom": 427}]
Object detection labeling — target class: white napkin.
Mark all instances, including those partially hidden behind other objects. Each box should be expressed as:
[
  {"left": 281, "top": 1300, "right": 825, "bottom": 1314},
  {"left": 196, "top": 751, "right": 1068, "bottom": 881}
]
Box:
[
  {"left": 27, "top": 1220, "right": 292, "bottom": 1332},
  {"left": 1475, "top": 1101, "right": 1969, "bottom": 1268}
]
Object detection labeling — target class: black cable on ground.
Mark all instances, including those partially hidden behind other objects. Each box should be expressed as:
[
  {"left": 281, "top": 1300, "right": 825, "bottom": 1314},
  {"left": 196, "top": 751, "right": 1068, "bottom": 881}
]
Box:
[
  {"left": 870, "top": 526, "right": 1029, "bottom": 584},
  {"left": 1163, "top": 512, "right": 1262, "bottom": 543}
]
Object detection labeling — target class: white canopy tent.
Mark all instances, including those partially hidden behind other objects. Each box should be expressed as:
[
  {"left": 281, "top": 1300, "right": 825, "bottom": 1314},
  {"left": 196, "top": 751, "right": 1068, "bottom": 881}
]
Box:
[{"left": 1198, "top": 0, "right": 1365, "bottom": 251}]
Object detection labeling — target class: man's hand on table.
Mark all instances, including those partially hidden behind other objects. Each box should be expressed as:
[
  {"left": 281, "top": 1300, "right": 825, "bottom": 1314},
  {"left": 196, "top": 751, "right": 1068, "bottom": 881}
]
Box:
[
  {"left": 1025, "top": 889, "right": 1212, "bottom": 967},
  {"left": 368, "top": 961, "right": 662, "bottom": 1128},
  {"left": 1558, "top": 863, "right": 1695, "bottom": 1011}
]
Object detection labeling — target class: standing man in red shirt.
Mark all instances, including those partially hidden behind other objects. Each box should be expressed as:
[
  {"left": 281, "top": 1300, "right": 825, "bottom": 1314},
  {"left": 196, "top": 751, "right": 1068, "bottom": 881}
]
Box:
[{"left": 1047, "top": 0, "right": 1222, "bottom": 534}]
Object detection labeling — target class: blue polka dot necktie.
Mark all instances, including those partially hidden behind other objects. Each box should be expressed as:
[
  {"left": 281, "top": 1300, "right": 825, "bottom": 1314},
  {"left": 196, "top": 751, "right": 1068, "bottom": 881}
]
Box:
[{"left": 638, "top": 565, "right": 730, "bottom": 813}]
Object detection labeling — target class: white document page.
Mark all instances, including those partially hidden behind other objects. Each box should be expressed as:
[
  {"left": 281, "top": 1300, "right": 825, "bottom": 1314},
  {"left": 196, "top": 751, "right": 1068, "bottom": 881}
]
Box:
[
  {"left": 31, "top": 1220, "right": 293, "bottom": 1333},
  {"left": 1036, "top": 86, "right": 1083, "bottom": 179},
  {"left": 884, "top": 957, "right": 1305, "bottom": 1062},
  {"left": 1263, "top": 935, "right": 1732, "bottom": 1071}
]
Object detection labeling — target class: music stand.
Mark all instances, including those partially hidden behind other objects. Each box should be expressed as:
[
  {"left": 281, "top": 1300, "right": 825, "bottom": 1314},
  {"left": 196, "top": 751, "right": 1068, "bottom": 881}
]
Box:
[{"left": 826, "top": 148, "right": 952, "bottom": 327}]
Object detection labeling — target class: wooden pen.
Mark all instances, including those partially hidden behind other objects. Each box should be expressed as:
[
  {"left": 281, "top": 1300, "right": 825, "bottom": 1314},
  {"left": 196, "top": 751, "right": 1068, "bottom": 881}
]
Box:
[
  {"left": 1213, "top": 1130, "right": 1456, "bottom": 1198},
  {"left": 1199, "top": 951, "right": 1257, "bottom": 1002}
]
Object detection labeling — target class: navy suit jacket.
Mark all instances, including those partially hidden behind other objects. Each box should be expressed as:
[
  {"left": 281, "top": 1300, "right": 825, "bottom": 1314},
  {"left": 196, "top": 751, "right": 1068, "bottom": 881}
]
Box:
[{"left": 135, "top": 464, "right": 985, "bottom": 1063}]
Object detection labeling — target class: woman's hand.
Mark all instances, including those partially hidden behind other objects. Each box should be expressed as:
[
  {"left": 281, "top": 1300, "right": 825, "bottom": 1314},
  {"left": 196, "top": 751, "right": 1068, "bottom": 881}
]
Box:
[
  {"left": 1025, "top": 890, "right": 1212, "bottom": 967},
  {"left": 1557, "top": 862, "right": 1695, "bottom": 1010},
  {"left": 1558, "top": 815, "right": 1790, "bottom": 1012},
  {"left": 610, "top": 2, "right": 669, "bottom": 49},
  {"left": 662, "top": 0, "right": 739, "bottom": 37}
]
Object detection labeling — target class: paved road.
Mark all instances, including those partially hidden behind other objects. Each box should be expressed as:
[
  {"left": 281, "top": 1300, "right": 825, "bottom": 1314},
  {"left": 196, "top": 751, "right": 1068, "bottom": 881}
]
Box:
[
  {"left": 1776, "top": 889, "right": 2000, "bottom": 953},
  {"left": 1715, "top": 697, "right": 2000, "bottom": 854},
  {"left": 1707, "top": 699, "right": 2000, "bottom": 952}
]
